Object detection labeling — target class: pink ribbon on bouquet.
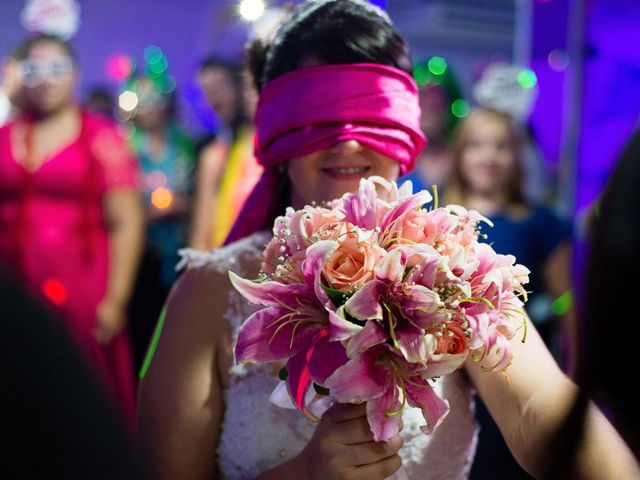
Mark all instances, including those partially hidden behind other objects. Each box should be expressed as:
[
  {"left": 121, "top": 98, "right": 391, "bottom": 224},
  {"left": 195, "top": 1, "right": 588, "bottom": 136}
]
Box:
[{"left": 225, "top": 63, "right": 426, "bottom": 245}]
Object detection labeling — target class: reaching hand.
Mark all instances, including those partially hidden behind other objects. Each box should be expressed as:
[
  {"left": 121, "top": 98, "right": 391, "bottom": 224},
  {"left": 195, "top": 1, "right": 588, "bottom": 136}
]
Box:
[
  {"left": 294, "top": 403, "right": 403, "bottom": 480},
  {"left": 94, "top": 298, "right": 127, "bottom": 345}
]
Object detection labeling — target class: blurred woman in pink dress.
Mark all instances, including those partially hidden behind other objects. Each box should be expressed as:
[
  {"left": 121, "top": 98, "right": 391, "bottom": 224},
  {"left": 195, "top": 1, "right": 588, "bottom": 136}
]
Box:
[{"left": 0, "top": 34, "right": 144, "bottom": 428}]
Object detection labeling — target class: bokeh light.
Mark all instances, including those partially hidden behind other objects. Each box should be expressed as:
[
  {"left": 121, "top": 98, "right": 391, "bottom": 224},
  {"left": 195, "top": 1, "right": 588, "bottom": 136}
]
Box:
[
  {"left": 148, "top": 55, "right": 169, "bottom": 76},
  {"left": 144, "top": 45, "right": 164, "bottom": 64},
  {"left": 42, "top": 278, "right": 68, "bottom": 306},
  {"left": 118, "top": 90, "right": 139, "bottom": 112},
  {"left": 107, "top": 54, "right": 134, "bottom": 82},
  {"left": 428, "top": 56, "right": 447, "bottom": 76},
  {"left": 151, "top": 187, "right": 173, "bottom": 209},
  {"left": 551, "top": 291, "right": 573, "bottom": 316},
  {"left": 548, "top": 49, "right": 570, "bottom": 72},
  {"left": 239, "top": 0, "right": 266, "bottom": 21},
  {"left": 414, "top": 63, "right": 431, "bottom": 87},
  {"left": 518, "top": 69, "right": 538, "bottom": 89},
  {"left": 451, "top": 99, "right": 470, "bottom": 118},
  {"left": 146, "top": 170, "right": 168, "bottom": 190},
  {"left": 161, "top": 75, "right": 176, "bottom": 93},
  {"left": 122, "top": 123, "right": 136, "bottom": 140}
]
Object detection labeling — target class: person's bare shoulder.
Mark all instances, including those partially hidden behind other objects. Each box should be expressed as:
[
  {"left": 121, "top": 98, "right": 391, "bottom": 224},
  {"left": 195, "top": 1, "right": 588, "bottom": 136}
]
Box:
[
  {"left": 168, "top": 262, "right": 228, "bottom": 330},
  {"left": 136, "top": 261, "right": 234, "bottom": 480},
  {"left": 139, "top": 261, "right": 229, "bottom": 394},
  {"left": 160, "top": 232, "right": 271, "bottom": 365}
]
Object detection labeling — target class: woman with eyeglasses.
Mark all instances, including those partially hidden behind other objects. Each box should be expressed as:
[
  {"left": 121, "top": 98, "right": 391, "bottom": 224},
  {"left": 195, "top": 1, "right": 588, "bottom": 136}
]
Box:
[
  {"left": 125, "top": 75, "right": 196, "bottom": 371},
  {"left": 0, "top": 34, "right": 144, "bottom": 429}
]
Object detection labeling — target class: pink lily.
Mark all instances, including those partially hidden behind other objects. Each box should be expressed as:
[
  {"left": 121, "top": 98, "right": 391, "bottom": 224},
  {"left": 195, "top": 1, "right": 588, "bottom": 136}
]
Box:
[
  {"left": 233, "top": 291, "right": 348, "bottom": 416},
  {"left": 302, "top": 239, "right": 339, "bottom": 305},
  {"left": 378, "top": 190, "right": 433, "bottom": 247},
  {"left": 401, "top": 284, "right": 445, "bottom": 330},
  {"left": 340, "top": 177, "right": 381, "bottom": 230},
  {"left": 230, "top": 272, "right": 325, "bottom": 364},
  {"left": 325, "top": 346, "right": 450, "bottom": 441},
  {"left": 232, "top": 240, "right": 350, "bottom": 416},
  {"left": 284, "top": 328, "right": 348, "bottom": 416},
  {"left": 425, "top": 353, "right": 468, "bottom": 377},
  {"left": 337, "top": 250, "right": 445, "bottom": 359}
]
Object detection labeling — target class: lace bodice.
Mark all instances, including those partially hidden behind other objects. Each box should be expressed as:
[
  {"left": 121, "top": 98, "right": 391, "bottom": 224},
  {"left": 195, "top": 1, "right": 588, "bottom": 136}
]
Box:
[{"left": 180, "top": 232, "right": 479, "bottom": 479}]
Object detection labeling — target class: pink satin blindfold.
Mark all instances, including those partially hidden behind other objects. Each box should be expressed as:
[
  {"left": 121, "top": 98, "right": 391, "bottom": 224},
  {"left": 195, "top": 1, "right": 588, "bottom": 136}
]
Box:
[
  {"left": 255, "top": 63, "right": 426, "bottom": 174},
  {"left": 225, "top": 63, "right": 426, "bottom": 245}
]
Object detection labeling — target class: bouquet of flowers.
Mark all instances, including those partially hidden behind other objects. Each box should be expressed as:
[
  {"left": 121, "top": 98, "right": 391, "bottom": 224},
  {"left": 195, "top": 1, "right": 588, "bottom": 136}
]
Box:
[{"left": 230, "top": 177, "right": 529, "bottom": 442}]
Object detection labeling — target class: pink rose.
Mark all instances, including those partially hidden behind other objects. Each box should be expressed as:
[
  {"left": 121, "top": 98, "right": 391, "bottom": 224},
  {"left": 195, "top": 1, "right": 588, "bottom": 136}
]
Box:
[
  {"left": 304, "top": 208, "right": 347, "bottom": 239},
  {"left": 323, "top": 236, "right": 382, "bottom": 292},
  {"left": 395, "top": 209, "right": 436, "bottom": 244},
  {"left": 395, "top": 208, "right": 460, "bottom": 246},
  {"left": 434, "top": 322, "right": 468, "bottom": 355}
]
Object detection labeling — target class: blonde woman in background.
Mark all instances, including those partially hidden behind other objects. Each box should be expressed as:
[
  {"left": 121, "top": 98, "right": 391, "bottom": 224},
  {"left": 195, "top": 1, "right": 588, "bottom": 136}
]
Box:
[{"left": 446, "top": 107, "right": 576, "bottom": 479}]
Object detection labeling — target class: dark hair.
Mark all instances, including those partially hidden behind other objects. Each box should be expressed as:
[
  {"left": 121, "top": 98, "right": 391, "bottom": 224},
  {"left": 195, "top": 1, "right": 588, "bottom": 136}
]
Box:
[
  {"left": 581, "top": 128, "right": 640, "bottom": 453},
  {"left": 544, "top": 129, "right": 640, "bottom": 477},
  {"left": 128, "top": 75, "right": 179, "bottom": 124},
  {"left": 197, "top": 55, "right": 245, "bottom": 133},
  {"left": 247, "top": 0, "right": 411, "bottom": 92},
  {"left": 12, "top": 33, "right": 77, "bottom": 62},
  {"left": 198, "top": 56, "right": 242, "bottom": 76},
  {"left": 197, "top": 56, "right": 243, "bottom": 93},
  {"left": 246, "top": 0, "right": 412, "bottom": 232}
]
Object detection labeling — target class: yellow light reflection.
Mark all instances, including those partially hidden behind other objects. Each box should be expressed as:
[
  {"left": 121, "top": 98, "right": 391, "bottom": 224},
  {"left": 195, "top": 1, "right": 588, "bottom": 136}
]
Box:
[{"left": 151, "top": 187, "right": 173, "bottom": 209}]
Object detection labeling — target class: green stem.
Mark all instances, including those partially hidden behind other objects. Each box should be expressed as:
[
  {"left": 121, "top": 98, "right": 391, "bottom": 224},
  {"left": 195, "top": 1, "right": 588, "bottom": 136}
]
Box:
[
  {"left": 383, "top": 302, "right": 399, "bottom": 349},
  {"left": 139, "top": 305, "right": 167, "bottom": 379},
  {"left": 459, "top": 296, "right": 495, "bottom": 309}
]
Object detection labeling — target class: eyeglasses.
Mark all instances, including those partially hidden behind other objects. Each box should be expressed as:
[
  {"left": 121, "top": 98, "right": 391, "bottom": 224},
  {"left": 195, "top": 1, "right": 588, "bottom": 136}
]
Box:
[{"left": 18, "top": 58, "right": 74, "bottom": 88}]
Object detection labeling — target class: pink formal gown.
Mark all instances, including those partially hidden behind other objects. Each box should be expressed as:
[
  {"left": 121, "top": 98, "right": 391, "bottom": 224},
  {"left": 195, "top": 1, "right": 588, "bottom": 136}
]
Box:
[{"left": 0, "top": 110, "right": 139, "bottom": 429}]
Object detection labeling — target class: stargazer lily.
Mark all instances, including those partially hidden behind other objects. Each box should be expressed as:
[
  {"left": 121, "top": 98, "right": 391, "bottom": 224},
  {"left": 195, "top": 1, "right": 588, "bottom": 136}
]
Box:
[
  {"left": 231, "top": 240, "right": 349, "bottom": 418},
  {"left": 325, "top": 345, "right": 450, "bottom": 442}
]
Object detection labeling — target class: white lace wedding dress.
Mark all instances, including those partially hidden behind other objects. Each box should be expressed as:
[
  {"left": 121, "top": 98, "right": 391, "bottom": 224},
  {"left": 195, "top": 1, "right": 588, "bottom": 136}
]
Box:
[{"left": 180, "top": 232, "right": 479, "bottom": 480}]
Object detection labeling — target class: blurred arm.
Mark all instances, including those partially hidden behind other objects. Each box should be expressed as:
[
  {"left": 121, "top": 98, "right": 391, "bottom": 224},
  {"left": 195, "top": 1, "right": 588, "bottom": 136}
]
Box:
[
  {"left": 103, "top": 189, "right": 144, "bottom": 301},
  {"left": 95, "top": 188, "right": 144, "bottom": 344},
  {"left": 189, "top": 142, "right": 228, "bottom": 251},
  {"left": 137, "top": 265, "right": 226, "bottom": 480}
]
